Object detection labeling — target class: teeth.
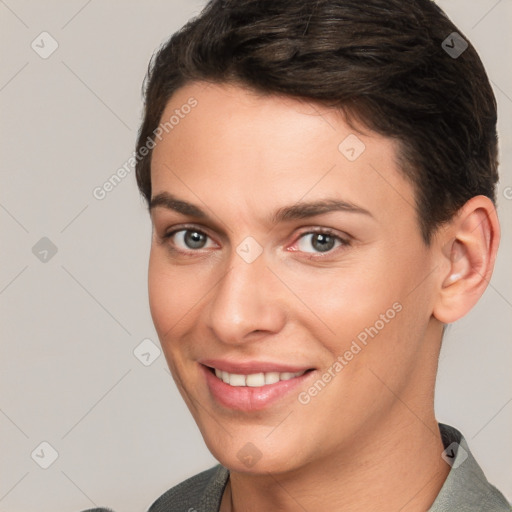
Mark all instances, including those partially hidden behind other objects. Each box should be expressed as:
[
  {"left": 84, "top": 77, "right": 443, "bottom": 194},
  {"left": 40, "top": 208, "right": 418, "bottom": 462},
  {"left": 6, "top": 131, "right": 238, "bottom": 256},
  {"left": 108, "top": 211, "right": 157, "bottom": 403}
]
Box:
[
  {"left": 246, "top": 373, "right": 265, "bottom": 387},
  {"left": 213, "top": 368, "right": 306, "bottom": 387},
  {"left": 229, "top": 373, "right": 246, "bottom": 386},
  {"left": 265, "top": 372, "right": 280, "bottom": 385}
]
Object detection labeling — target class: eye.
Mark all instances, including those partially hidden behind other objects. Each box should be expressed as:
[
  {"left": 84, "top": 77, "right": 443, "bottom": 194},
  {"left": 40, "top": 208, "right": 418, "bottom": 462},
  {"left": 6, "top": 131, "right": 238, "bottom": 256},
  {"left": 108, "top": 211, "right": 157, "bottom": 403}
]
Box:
[
  {"left": 295, "top": 230, "right": 348, "bottom": 254},
  {"left": 164, "top": 228, "right": 216, "bottom": 251}
]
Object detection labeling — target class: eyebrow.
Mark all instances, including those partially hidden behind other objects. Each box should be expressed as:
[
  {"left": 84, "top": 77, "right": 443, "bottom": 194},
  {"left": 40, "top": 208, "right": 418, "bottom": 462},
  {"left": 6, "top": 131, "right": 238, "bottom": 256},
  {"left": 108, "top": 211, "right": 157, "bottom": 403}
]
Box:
[{"left": 149, "top": 191, "right": 373, "bottom": 224}]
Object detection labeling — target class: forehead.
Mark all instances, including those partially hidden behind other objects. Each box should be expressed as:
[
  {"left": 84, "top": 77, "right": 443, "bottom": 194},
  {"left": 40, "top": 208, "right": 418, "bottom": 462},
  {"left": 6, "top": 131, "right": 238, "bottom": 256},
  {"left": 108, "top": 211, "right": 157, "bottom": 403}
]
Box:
[{"left": 150, "top": 81, "right": 416, "bottom": 229}]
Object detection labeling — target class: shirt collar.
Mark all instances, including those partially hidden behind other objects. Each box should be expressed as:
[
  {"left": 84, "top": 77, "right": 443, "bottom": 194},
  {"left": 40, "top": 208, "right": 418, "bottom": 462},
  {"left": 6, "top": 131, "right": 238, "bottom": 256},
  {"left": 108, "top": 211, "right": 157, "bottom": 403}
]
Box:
[{"left": 428, "top": 423, "right": 511, "bottom": 511}]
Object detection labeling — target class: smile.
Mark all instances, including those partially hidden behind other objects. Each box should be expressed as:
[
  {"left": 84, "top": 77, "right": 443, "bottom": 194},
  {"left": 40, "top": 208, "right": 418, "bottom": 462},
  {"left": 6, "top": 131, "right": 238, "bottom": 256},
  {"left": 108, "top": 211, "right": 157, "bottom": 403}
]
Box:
[{"left": 200, "top": 363, "right": 315, "bottom": 411}]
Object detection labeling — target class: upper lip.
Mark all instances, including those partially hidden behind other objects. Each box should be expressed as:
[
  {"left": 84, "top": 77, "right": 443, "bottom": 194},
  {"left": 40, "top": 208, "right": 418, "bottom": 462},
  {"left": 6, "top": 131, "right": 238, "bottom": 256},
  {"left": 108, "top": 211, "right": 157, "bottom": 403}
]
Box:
[{"left": 199, "top": 359, "right": 314, "bottom": 374}]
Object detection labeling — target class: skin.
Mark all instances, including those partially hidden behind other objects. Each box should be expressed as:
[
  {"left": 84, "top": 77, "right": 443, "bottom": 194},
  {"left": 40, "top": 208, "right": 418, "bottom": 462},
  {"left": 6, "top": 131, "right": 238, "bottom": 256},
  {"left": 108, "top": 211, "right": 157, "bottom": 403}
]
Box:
[{"left": 148, "top": 81, "right": 499, "bottom": 511}]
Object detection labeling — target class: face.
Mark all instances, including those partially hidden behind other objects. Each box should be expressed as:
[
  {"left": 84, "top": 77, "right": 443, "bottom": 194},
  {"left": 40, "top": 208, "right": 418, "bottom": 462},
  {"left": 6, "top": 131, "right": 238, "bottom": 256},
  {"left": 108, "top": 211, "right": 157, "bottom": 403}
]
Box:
[{"left": 148, "top": 81, "right": 442, "bottom": 474}]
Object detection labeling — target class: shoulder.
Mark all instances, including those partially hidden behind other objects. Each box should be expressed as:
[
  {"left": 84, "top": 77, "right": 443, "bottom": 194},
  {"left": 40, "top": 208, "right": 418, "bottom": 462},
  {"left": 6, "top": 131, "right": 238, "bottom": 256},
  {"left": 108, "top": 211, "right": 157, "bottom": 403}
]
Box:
[
  {"left": 78, "top": 465, "right": 229, "bottom": 512},
  {"left": 147, "top": 464, "right": 230, "bottom": 512}
]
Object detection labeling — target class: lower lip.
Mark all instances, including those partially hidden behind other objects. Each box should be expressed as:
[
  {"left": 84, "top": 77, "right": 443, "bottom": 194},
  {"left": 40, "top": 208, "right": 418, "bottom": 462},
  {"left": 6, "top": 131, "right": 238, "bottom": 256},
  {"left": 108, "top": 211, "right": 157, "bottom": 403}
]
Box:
[{"left": 201, "top": 364, "right": 315, "bottom": 411}]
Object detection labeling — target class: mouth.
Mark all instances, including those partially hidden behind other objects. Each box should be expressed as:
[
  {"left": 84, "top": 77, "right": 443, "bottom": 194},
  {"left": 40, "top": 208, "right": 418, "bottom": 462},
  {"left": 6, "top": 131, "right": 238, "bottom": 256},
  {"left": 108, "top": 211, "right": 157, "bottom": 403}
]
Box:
[{"left": 200, "top": 363, "right": 316, "bottom": 411}]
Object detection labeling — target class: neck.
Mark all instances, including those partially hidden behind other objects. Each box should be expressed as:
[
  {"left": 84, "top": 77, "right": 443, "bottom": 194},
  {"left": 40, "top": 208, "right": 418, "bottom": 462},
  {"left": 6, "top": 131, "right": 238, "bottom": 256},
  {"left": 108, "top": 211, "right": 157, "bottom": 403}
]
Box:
[{"left": 222, "top": 412, "right": 449, "bottom": 512}]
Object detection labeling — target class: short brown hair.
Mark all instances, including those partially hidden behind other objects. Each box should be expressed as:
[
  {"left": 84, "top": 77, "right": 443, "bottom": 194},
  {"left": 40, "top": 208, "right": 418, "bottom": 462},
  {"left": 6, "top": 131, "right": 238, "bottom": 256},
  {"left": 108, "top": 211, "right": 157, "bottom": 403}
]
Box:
[{"left": 135, "top": 0, "right": 498, "bottom": 243}]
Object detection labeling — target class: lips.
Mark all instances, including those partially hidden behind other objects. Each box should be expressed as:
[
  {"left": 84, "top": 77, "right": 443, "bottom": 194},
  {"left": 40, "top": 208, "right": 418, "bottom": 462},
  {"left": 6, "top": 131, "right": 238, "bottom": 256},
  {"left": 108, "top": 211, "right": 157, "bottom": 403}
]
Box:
[
  {"left": 199, "top": 358, "right": 313, "bottom": 374},
  {"left": 199, "top": 360, "right": 316, "bottom": 411}
]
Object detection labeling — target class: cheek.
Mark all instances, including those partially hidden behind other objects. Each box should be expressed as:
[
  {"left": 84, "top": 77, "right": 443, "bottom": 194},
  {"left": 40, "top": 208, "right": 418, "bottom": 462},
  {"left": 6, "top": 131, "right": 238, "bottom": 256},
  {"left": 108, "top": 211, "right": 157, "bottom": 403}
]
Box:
[
  {"left": 148, "top": 252, "right": 200, "bottom": 389},
  {"left": 148, "top": 251, "right": 170, "bottom": 336},
  {"left": 148, "top": 247, "right": 225, "bottom": 351},
  {"left": 148, "top": 249, "right": 197, "bottom": 339},
  {"left": 283, "top": 249, "right": 428, "bottom": 375},
  {"left": 279, "top": 259, "right": 395, "bottom": 345}
]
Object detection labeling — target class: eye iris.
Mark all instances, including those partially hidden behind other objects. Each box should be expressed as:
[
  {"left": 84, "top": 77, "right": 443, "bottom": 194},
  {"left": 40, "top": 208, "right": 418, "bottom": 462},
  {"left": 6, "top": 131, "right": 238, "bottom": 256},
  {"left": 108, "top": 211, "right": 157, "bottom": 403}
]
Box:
[
  {"left": 185, "top": 230, "right": 206, "bottom": 249},
  {"left": 312, "top": 233, "right": 335, "bottom": 252}
]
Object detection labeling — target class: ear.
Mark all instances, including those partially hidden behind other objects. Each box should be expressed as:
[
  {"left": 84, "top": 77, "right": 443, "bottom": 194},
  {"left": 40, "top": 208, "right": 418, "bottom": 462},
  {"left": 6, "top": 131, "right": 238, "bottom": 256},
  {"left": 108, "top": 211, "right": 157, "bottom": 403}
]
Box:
[{"left": 432, "top": 195, "right": 500, "bottom": 324}]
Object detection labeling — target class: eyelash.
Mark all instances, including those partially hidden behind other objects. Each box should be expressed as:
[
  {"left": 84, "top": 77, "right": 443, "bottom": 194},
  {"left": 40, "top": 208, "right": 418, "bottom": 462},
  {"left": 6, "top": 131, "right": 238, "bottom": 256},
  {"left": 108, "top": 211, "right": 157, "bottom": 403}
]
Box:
[{"left": 161, "top": 224, "right": 352, "bottom": 260}]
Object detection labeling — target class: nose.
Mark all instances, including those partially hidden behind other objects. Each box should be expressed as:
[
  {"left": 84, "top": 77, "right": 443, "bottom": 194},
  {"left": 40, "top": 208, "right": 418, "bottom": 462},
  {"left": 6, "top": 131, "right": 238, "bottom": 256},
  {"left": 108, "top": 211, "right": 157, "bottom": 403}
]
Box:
[{"left": 204, "top": 250, "right": 287, "bottom": 345}]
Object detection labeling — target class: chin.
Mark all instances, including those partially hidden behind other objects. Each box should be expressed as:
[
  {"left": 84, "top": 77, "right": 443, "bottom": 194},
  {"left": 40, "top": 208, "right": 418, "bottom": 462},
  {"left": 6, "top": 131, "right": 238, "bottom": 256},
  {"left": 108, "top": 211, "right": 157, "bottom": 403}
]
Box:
[{"left": 201, "top": 431, "right": 306, "bottom": 475}]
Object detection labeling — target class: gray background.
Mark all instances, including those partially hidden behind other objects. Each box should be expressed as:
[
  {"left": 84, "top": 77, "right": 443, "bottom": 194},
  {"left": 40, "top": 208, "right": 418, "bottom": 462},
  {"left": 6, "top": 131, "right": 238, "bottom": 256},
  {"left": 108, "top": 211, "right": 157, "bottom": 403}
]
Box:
[{"left": 0, "top": 1, "right": 510, "bottom": 511}]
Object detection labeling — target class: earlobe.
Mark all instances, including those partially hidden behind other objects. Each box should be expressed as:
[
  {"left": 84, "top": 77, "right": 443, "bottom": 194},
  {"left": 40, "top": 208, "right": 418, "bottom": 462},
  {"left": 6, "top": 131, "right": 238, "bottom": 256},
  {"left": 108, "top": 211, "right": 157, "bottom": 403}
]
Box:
[{"left": 433, "top": 196, "right": 500, "bottom": 324}]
